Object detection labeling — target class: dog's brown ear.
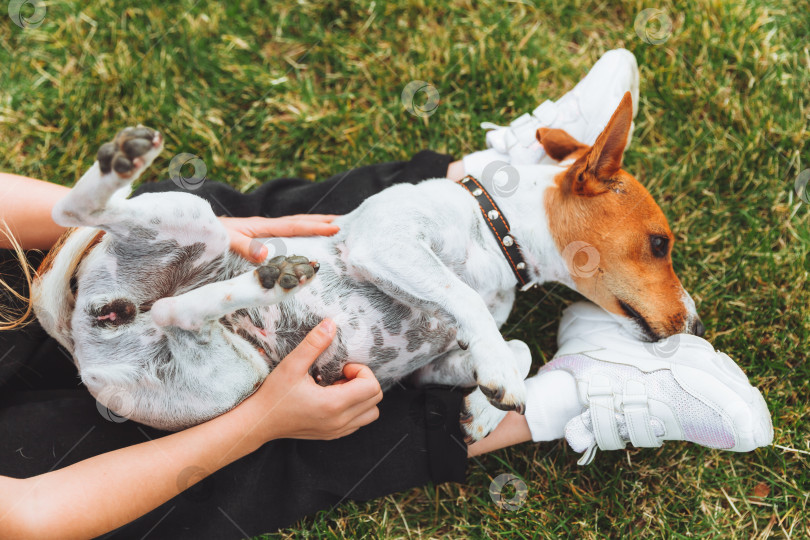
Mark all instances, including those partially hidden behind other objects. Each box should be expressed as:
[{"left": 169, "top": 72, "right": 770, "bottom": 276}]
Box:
[
  {"left": 585, "top": 92, "right": 633, "bottom": 179},
  {"left": 536, "top": 128, "right": 588, "bottom": 162}
]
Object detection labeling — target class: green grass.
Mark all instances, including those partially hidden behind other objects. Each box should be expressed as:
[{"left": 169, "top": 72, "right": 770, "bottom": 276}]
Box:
[{"left": 2, "top": 0, "right": 808, "bottom": 537}]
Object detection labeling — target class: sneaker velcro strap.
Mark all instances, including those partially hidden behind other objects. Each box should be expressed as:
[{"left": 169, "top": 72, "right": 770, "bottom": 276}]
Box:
[
  {"left": 588, "top": 375, "right": 624, "bottom": 451},
  {"left": 503, "top": 129, "right": 520, "bottom": 150},
  {"left": 509, "top": 113, "right": 541, "bottom": 146},
  {"left": 509, "top": 112, "right": 533, "bottom": 128},
  {"left": 622, "top": 380, "right": 661, "bottom": 448},
  {"left": 532, "top": 100, "right": 559, "bottom": 126}
]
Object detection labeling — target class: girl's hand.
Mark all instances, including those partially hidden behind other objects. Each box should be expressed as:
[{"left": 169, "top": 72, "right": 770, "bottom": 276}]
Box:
[
  {"left": 239, "top": 318, "right": 383, "bottom": 445},
  {"left": 0, "top": 319, "right": 381, "bottom": 540},
  {"left": 219, "top": 215, "right": 340, "bottom": 263}
]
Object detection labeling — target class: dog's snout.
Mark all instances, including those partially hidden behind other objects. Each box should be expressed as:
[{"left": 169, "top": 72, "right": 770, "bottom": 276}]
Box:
[{"left": 690, "top": 318, "right": 706, "bottom": 337}]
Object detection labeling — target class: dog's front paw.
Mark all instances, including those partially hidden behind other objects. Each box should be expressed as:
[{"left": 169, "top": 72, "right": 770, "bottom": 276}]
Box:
[
  {"left": 256, "top": 255, "right": 320, "bottom": 291},
  {"left": 460, "top": 388, "right": 508, "bottom": 443},
  {"left": 474, "top": 339, "right": 531, "bottom": 414},
  {"left": 97, "top": 125, "right": 163, "bottom": 180}
]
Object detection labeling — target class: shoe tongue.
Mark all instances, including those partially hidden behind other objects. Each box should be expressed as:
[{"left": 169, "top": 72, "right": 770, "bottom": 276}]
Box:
[{"left": 564, "top": 411, "right": 666, "bottom": 462}]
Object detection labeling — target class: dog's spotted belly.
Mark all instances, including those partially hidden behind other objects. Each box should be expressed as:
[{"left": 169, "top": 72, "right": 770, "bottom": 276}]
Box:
[{"left": 222, "top": 255, "right": 460, "bottom": 389}]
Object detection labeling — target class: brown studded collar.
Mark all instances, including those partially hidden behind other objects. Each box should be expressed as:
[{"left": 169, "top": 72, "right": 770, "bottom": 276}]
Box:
[{"left": 458, "top": 175, "right": 532, "bottom": 288}]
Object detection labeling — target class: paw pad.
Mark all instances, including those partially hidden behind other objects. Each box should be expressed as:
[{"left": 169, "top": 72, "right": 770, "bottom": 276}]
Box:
[
  {"left": 256, "top": 255, "right": 320, "bottom": 290},
  {"left": 98, "top": 126, "right": 162, "bottom": 176}
]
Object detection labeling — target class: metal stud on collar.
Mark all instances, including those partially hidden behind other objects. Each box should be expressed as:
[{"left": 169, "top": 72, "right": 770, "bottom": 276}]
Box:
[{"left": 458, "top": 175, "right": 531, "bottom": 288}]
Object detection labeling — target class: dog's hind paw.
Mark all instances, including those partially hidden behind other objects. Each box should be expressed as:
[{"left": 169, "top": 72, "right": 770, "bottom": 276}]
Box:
[
  {"left": 478, "top": 381, "right": 526, "bottom": 414},
  {"left": 97, "top": 125, "right": 163, "bottom": 179},
  {"left": 256, "top": 255, "right": 320, "bottom": 291},
  {"left": 460, "top": 388, "right": 508, "bottom": 443}
]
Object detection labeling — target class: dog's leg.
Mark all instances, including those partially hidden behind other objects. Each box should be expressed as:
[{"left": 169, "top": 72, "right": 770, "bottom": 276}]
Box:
[
  {"left": 348, "top": 245, "right": 528, "bottom": 413},
  {"left": 412, "top": 340, "right": 531, "bottom": 442},
  {"left": 151, "top": 255, "right": 319, "bottom": 331},
  {"left": 53, "top": 125, "right": 231, "bottom": 263},
  {"left": 460, "top": 388, "right": 509, "bottom": 443},
  {"left": 413, "top": 339, "right": 530, "bottom": 387},
  {"left": 410, "top": 348, "right": 477, "bottom": 387},
  {"left": 53, "top": 126, "right": 164, "bottom": 229}
]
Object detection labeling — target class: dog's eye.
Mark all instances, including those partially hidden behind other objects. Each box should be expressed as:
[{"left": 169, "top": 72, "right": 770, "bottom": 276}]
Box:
[{"left": 650, "top": 235, "right": 669, "bottom": 258}]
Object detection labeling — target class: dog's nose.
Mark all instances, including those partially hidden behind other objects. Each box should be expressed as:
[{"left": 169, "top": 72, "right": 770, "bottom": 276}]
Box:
[{"left": 691, "top": 318, "right": 706, "bottom": 337}]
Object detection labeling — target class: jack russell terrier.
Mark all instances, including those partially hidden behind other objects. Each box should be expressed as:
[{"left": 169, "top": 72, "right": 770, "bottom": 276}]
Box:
[{"left": 32, "top": 93, "right": 703, "bottom": 441}]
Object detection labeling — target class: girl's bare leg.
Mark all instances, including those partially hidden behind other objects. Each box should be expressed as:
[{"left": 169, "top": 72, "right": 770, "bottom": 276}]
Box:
[
  {"left": 468, "top": 412, "right": 533, "bottom": 457},
  {"left": 446, "top": 160, "right": 466, "bottom": 181},
  {"left": 468, "top": 369, "right": 581, "bottom": 457}
]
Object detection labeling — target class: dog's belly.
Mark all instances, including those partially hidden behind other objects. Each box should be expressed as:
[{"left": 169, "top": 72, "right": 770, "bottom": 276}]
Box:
[
  {"left": 266, "top": 291, "right": 458, "bottom": 388},
  {"left": 225, "top": 236, "right": 460, "bottom": 388}
]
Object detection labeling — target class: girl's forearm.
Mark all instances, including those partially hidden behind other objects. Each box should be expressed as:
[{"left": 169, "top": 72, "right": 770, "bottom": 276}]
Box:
[
  {"left": 0, "top": 398, "right": 269, "bottom": 540},
  {"left": 0, "top": 173, "right": 69, "bottom": 250}
]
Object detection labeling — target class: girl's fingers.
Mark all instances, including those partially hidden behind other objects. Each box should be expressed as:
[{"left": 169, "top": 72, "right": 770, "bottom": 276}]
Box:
[
  {"left": 221, "top": 216, "right": 341, "bottom": 249},
  {"left": 286, "top": 214, "right": 339, "bottom": 223},
  {"left": 342, "top": 362, "right": 375, "bottom": 380},
  {"left": 243, "top": 218, "right": 340, "bottom": 238},
  {"left": 340, "top": 390, "right": 384, "bottom": 421},
  {"left": 276, "top": 222, "right": 340, "bottom": 237},
  {"left": 327, "top": 365, "right": 381, "bottom": 404},
  {"left": 276, "top": 319, "right": 337, "bottom": 377},
  {"left": 227, "top": 230, "right": 267, "bottom": 262},
  {"left": 343, "top": 406, "right": 381, "bottom": 431}
]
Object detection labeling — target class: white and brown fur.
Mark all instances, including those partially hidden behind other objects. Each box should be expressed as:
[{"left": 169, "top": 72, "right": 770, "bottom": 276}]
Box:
[{"left": 32, "top": 94, "right": 703, "bottom": 441}]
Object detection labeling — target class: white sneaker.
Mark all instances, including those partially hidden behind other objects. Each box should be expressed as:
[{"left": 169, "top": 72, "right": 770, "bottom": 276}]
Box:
[
  {"left": 540, "top": 302, "right": 773, "bottom": 465},
  {"left": 482, "top": 49, "right": 639, "bottom": 164}
]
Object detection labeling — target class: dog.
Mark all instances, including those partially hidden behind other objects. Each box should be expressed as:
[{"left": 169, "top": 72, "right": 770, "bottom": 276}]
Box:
[{"left": 32, "top": 93, "right": 703, "bottom": 441}]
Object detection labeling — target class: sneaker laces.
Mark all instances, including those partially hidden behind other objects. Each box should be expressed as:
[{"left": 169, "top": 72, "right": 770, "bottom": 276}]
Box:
[
  {"left": 566, "top": 410, "right": 667, "bottom": 465},
  {"left": 565, "top": 375, "right": 665, "bottom": 465}
]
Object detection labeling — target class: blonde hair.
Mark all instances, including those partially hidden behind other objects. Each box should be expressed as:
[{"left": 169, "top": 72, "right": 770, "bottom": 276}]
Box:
[{"left": 0, "top": 221, "right": 36, "bottom": 330}]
